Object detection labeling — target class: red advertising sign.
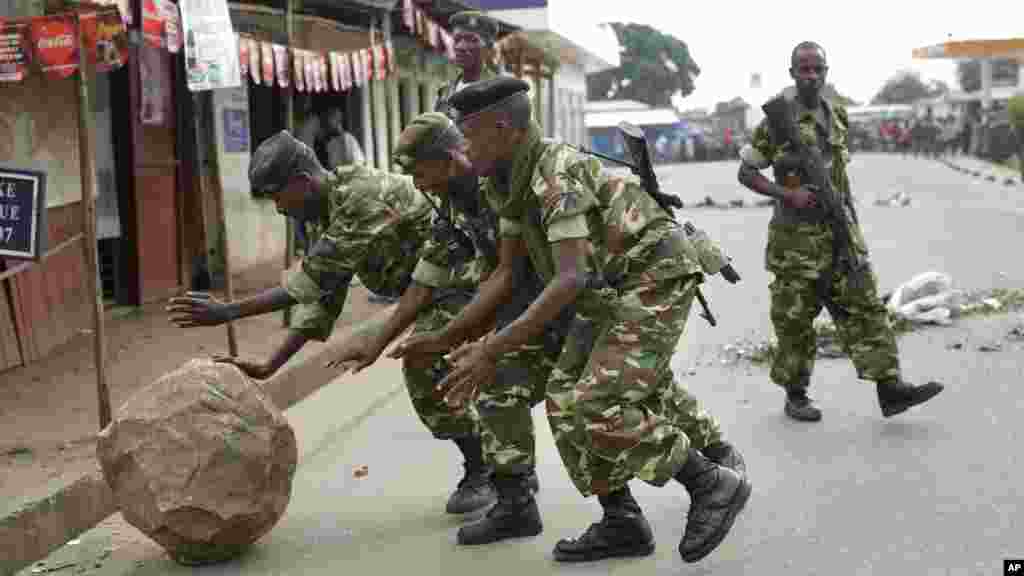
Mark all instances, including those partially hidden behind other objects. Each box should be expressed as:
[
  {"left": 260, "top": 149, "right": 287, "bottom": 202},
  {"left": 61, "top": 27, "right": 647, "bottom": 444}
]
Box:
[
  {"left": 0, "top": 20, "right": 31, "bottom": 83},
  {"left": 141, "top": 0, "right": 164, "bottom": 48},
  {"left": 31, "top": 15, "right": 78, "bottom": 80}
]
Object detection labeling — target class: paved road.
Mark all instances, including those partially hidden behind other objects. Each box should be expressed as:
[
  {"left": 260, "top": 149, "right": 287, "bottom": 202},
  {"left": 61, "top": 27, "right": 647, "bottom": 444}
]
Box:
[{"left": 39, "top": 154, "right": 1024, "bottom": 575}]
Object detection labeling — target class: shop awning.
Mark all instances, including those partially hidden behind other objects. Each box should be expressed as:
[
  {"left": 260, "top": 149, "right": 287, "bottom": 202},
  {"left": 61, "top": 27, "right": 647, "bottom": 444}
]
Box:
[{"left": 229, "top": 3, "right": 373, "bottom": 52}]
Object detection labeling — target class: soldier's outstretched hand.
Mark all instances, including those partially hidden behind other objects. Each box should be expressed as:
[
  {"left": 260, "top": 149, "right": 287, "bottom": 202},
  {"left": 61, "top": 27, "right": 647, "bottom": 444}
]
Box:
[
  {"left": 166, "top": 292, "right": 233, "bottom": 328},
  {"left": 210, "top": 354, "right": 273, "bottom": 380},
  {"left": 437, "top": 340, "right": 496, "bottom": 408},
  {"left": 387, "top": 331, "right": 450, "bottom": 360},
  {"left": 325, "top": 337, "right": 386, "bottom": 375}
]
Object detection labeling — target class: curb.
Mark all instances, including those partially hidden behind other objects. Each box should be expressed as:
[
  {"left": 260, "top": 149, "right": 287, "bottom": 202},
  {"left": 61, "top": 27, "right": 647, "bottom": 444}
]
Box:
[
  {"left": 0, "top": 305, "right": 400, "bottom": 576},
  {"left": 938, "top": 156, "right": 1021, "bottom": 187}
]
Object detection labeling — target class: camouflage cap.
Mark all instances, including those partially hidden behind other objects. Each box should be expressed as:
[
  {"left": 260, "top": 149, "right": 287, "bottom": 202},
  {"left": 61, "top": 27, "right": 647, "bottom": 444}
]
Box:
[
  {"left": 249, "top": 130, "right": 310, "bottom": 198},
  {"left": 448, "top": 76, "right": 530, "bottom": 120},
  {"left": 392, "top": 112, "right": 464, "bottom": 171},
  {"left": 449, "top": 11, "right": 499, "bottom": 42}
]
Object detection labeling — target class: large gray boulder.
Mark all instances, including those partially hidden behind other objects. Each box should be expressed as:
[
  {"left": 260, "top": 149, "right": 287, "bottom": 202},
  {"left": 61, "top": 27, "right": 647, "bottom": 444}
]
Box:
[{"left": 97, "top": 358, "right": 297, "bottom": 565}]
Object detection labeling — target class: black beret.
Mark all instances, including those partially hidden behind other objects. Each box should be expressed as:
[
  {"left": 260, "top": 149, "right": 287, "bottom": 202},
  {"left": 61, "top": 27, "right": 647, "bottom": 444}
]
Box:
[
  {"left": 449, "top": 11, "right": 499, "bottom": 41},
  {"left": 448, "top": 76, "right": 530, "bottom": 119},
  {"left": 249, "top": 130, "right": 308, "bottom": 198}
]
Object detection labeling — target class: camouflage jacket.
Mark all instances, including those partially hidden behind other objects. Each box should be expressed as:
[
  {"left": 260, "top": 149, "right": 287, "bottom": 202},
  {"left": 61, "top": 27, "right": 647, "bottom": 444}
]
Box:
[
  {"left": 411, "top": 184, "right": 499, "bottom": 294},
  {"left": 482, "top": 122, "right": 701, "bottom": 291},
  {"left": 283, "top": 164, "right": 433, "bottom": 341},
  {"left": 740, "top": 87, "right": 854, "bottom": 225}
]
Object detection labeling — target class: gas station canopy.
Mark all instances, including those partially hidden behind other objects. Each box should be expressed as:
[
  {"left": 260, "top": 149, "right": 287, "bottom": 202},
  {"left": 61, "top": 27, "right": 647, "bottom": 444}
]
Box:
[{"left": 912, "top": 38, "right": 1024, "bottom": 60}]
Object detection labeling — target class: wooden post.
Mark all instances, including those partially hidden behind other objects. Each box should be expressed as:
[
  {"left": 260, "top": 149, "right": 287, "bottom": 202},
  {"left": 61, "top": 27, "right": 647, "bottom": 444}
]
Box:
[
  {"left": 74, "top": 13, "right": 111, "bottom": 429},
  {"left": 282, "top": 0, "right": 295, "bottom": 328},
  {"left": 201, "top": 93, "right": 239, "bottom": 356}
]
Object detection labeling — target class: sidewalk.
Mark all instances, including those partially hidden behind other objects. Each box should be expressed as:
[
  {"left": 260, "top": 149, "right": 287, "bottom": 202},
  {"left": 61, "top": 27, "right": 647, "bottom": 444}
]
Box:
[{"left": 0, "top": 277, "right": 391, "bottom": 504}]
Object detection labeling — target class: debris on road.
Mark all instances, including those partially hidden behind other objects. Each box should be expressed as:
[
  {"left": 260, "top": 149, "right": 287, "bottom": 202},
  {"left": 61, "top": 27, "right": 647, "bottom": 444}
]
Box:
[
  {"left": 978, "top": 342, "right": 1003, "bottom": 353},
  {"left": 886, "top": 271, "right": 961, "bottom": 325},
  {"left": 874, "top": 189, "right": 912, "bottom": 207},
  {"left": 353, "top": 464, "right": 369, "bottom": 478},
  {"left": 717, "top": 284, "right": 1024, "bottom": 366}
]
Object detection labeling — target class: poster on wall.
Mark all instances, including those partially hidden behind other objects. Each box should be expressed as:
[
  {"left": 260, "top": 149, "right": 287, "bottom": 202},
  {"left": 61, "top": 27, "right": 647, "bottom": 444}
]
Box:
[
  {"left": 180, "top": 0, "right": 241, "bottom": 91},
  {"left": 139, "top": 44, "right": 167, "bottom": 125},
  {"left": 222, "top": 108, "right": 248, "bottom": 154},
  {"left": 0, "top": 167, "right": 48, "bottom": 261},
  {"left": 0, "top": 20, "right": 31, "bottom": 83}
]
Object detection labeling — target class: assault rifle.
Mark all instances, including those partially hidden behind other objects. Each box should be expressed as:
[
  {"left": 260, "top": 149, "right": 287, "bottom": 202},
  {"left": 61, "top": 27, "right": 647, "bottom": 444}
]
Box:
[
  {"left": 761, "top": 98, "right": 860, "bottom": 296},
  {"left": 573, "top": 122, "right": 741, "bottom": 326}
]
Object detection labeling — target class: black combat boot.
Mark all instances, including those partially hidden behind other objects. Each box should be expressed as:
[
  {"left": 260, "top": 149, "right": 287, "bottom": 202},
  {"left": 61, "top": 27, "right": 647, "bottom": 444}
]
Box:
[
  {"left": 703, "top": 441, "right": 747, "bottom": 476},
  {"left": 457, "top": 473, "right": 542, "bottom": 545},
  {"left": 675, "top": 448, "right": 751, "bottom": 563},
  {"left": 553, "top": 485, "right": 655, "bottom": 562},
  {"left": 784, "top": 388, "right": 822, "bottom": 422},
  {"left": 876, "top": 379, "right": 945, "bottom": 418},
  {"left": 446, "top": 436, "right": 497, "bottom": 514}
]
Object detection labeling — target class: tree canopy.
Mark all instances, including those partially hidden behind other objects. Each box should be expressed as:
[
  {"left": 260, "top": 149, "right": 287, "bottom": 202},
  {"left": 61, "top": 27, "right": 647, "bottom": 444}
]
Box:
[
  {"left": 585, "top": 22, "right": 699, "bottom": 108},
  {"left": 871, "top": 71, "right": 948, "bottom": 105}
]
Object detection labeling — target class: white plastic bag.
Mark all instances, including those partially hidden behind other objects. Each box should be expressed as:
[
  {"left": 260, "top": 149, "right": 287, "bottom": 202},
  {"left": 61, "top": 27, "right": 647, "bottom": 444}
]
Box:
[{"left": 887, "top": 272, "right": 962, "bottom": 324}]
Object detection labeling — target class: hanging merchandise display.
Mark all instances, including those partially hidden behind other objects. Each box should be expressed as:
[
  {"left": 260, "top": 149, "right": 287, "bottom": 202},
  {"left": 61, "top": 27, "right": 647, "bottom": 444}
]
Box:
[
  {"left": 141, "top": 0, "right": 164, "bottom": 48},
  {"left": 0, "top": 20, "right": 32, "bottom": 83},
  {"left": 237, "top": 34, "right": 249, "bottom": 79},
  {"left": 247, "top": 36, "right": 260, "bottom": 85},
  {"left": 260, "top": 41, "right": 273, "bottom": 85},
  {"left": 291, "top": 47, "right": 304, "bottom": 92},
  {"left": 273, "top": 43, "right": 288, "bottom": 88}
]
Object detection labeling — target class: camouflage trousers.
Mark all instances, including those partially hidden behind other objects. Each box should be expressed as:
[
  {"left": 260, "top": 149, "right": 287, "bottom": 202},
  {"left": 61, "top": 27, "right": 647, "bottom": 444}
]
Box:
[
  {"left": 402, "top": 290, "right": 479, "bottom": 441},
  {"left": 477, "top": 339, "right": 561, "bottom": 476},
  {"left": 546, "top": 274, "right": 723, "bottom": 497},
  {"left": 475, "top": 264, "right": 570, "bottom": 477},
  {"left": 766, "top": 221, "right": 901, "bottom": 390}
]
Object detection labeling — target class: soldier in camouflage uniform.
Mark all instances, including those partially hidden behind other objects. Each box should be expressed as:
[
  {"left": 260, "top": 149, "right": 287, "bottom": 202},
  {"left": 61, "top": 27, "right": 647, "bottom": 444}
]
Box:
[
  {"left": 434, "top": 11, "right": 505, "bottom": 117},
  {"left": 737, "top": 41, "right": 944, "bottom": 423},
  {"left": 391, "top": 78, "right": 750, "bottom": 564},
  {"left": 166, "top": 130, "right": 499, "bottom": 514}
]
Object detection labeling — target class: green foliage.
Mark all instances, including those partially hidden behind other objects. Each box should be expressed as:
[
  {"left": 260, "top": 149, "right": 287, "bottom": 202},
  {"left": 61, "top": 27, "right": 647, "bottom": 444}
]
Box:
[
  {"left": 1008, "top": 95, "right": 1024, "bottom": 129},
  {"left": 585, "top": 22, "right": 700, "bottom": 107}
]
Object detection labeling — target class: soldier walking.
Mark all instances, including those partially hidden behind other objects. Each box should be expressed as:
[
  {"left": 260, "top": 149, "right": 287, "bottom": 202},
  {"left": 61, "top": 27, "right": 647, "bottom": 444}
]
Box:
[{"left": 737, "top": 41, "right": 944, "bottom": 422}]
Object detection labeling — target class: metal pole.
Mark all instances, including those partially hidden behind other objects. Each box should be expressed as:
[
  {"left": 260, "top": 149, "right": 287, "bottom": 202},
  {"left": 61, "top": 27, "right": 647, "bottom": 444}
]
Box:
[
  {"left": 75, "top": 13, "right": 112, "bottom": 429},
  {"left": 282, "top": 0, "right": 295, "bottom": 328}
]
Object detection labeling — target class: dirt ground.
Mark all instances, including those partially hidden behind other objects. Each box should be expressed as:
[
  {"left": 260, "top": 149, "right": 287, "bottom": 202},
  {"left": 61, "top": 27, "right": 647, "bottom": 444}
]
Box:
[{"left": 0, "top": 273, "right": 392, "bottom": 502}]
